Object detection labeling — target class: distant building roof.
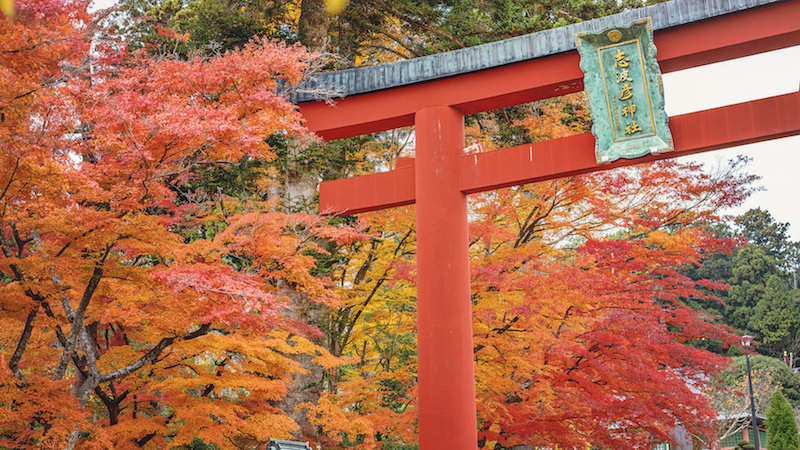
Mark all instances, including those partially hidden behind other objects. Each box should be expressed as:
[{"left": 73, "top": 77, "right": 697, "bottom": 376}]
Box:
[
  {"left": 717, "top": 412, "right": 767, "bottom": 422},
  {"left": 266, "top": 439, "right": 313, "bottom": 450}
]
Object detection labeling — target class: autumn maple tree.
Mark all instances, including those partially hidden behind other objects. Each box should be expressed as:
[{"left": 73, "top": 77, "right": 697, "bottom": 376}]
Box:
[
  {"left": 301, "top": 105, "right": 758, "bottom": 449},
  {"left": 703, "top": 357, "right": 780, "bottom": 448},
  {"left": 0, "top": 1, "right": 361, "bottom": 448},
  {"left": 2, "top": 0, "right": 769, "bottom": 449}
]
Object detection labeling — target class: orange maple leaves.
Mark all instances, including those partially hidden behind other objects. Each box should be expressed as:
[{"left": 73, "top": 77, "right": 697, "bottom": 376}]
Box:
[
  {"left": 312, "top": 157, "right": 753, "bottom": 449},
  {"left": 1, "top": 1, "right": 761, "bottom": 449},
  {"left": 0, "top": 2, "right": 358, "bottom": 448}
]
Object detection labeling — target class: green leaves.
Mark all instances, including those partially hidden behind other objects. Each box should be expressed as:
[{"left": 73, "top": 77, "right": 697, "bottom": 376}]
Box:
[
  {"left": 767, "top": 391, "right": 800, "bottom": 450},
  {"left": 754, "top": 275, "right": 800, "bottom": 346}
]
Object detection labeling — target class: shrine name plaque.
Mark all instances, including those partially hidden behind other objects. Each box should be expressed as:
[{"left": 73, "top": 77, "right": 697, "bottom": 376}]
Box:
[{"left": 576, "top": 18, "right": 673, "bottom": 164}]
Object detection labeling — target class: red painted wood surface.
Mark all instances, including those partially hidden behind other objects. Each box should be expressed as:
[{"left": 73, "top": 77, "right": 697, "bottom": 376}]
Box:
[
  {"left": 414, "top": 106, "right": 478, "bottom": 450},
  {"left": 304, "top": 2, "right": 800, "bottom": 449},
  {"left": 461, "top": 90, "right": 800, "bottom": 193},
  {"left": 319, "top": 90, "right": 800, "bottom": 214}
]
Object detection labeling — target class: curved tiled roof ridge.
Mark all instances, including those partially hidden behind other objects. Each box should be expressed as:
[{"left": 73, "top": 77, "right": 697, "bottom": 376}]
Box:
[{"left": 289, "top": 0, "right": 786, "bottom": 103}]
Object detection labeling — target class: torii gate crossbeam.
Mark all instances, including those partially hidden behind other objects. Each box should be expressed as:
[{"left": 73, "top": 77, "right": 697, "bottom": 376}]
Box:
[{"left": 295, "top": 1, "right": 800, "bottom": 448}]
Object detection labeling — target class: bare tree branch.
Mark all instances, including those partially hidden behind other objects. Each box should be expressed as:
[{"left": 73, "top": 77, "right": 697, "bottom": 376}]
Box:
[
  {"left": 8, "top": 306, "right": 38, "bottom": 386},
  {"left": 100, "top": 323, "right": 211, "bottom": 383}
]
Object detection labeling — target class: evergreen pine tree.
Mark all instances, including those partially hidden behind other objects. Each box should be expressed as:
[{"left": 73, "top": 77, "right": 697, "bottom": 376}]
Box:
[
  {"left": 767, "top": 391, "right": 800, "bottom": 450},
  {"left": 736, "top": 440, "right": 756, "bottom": 450},
  {"left": 753, "top": 275, "right": 800, "bottom": 356},
  {"left": 727, "top": 245, "right": 781, "bottom": 331}
]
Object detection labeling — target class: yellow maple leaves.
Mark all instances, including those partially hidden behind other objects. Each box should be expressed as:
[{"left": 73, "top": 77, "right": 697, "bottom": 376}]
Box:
[
  {"left": 324, "top": 0, "right": 348, "bottom": 15},
  {"left": 1, "top": 0, "right": 14, "bottom": 17}
]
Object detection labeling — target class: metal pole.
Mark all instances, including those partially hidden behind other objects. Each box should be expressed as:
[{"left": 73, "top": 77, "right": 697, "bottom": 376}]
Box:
[{"left": 746, "top": 354, "right": 760, "bottom": 449}]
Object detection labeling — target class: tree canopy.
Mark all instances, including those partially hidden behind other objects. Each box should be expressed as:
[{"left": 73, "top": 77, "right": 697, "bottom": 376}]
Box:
[
  {"left": 2, "top": 0, "right": 795, "bottom": 449},
  {"left": 767, "top": 391, "right": 800, "bottom": 450},
  {"left": 1, "top": 1, "right": 360, "bottom": 447}
]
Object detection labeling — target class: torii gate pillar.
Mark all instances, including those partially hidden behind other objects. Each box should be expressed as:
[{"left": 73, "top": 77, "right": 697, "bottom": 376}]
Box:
[
  {"left": 296, "top": 1, "right": 800, "bottom": 448},
  {"left": 414, "top": 106, "right": 477, "bottom": 449}
]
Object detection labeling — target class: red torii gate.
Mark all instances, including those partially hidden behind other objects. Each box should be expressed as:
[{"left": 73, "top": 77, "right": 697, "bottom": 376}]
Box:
[{"left": 295, "top": 1, "right": 800, "bottom": 448}]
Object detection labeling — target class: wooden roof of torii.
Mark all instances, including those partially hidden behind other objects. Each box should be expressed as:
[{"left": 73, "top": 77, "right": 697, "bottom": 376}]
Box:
[
  {"left": 296, "top": 0, "right": 800, "bottom": 216},
  {"left": 293, "top": 0, "right": 796, "bottom": 106},
  {"left": 296, "top": 0, "right": 800, "bottom": 138}
]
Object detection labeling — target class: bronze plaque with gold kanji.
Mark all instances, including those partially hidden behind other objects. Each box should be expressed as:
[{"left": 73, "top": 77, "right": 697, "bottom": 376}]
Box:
[{"left": 576, "top": 18, "right": 673, "bottom": 164}]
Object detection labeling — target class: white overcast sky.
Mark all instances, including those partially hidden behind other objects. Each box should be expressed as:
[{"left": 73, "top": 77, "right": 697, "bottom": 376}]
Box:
[
  {"left": 664, "top": 45, "right": 800, "bottom": 240},
  {"left": 88, "top": 0, "right": 800, "bottom": 238}
]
